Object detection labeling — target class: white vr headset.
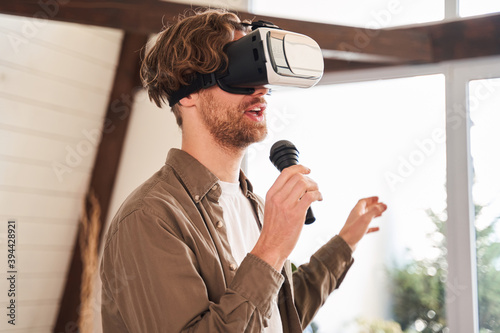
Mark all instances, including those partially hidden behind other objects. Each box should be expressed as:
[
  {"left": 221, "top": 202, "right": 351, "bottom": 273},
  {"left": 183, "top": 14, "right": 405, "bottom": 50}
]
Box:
[{"left": 168, "top": 21, "right": 324, "bottom": 106}]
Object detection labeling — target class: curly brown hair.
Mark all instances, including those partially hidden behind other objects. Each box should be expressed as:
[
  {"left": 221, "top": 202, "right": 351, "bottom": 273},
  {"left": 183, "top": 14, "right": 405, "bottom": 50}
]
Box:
[{"left": 141, "top": 8, "right": 248, "bottom": 127}]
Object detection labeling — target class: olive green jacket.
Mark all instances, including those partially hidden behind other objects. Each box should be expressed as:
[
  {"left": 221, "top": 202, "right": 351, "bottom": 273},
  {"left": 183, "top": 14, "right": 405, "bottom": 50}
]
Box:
[{"left": 100, "top": 149, "right": 353, "bottom": 332}]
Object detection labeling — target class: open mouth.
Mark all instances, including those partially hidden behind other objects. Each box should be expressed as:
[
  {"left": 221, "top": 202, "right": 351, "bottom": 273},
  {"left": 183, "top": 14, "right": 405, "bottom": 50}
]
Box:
[
  {"left": 244, "top": 103, "right": 266, "bottom": 121},
  {"left": 246, "top": 107, "right": 263, "bottom": 117}
]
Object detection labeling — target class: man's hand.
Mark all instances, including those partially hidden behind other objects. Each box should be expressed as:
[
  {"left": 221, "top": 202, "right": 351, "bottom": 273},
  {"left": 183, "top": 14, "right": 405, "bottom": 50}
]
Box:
[
  {"left": 251, "top": 165, "right": 322, "bottom": 271},
  {"left": 339, "top": 197, "right": 387, "bottom": 251}
]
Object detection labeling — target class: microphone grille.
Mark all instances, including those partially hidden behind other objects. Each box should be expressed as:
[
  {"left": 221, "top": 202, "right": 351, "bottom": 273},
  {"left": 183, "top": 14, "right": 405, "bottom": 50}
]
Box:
[{"left": 269, "top": 140, "right": 299, "bottom": 171}]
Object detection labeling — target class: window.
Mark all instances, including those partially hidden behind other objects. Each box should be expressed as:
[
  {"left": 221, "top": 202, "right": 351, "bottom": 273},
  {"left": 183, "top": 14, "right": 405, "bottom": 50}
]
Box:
[
  {"left": 251, "top": 0, "right": 444, "bottom": 28},
  {"left": 469, "top": 78, "right": 500, "bottom": 332},
  {"left": 460, "top": 0, "right": 500, "bottom": 18},
  {"left": 248, "top": 2, "right": 500, "bottom": 330},
  {"left": 247, "top": 74, "right": 447, "bottom": 331}
]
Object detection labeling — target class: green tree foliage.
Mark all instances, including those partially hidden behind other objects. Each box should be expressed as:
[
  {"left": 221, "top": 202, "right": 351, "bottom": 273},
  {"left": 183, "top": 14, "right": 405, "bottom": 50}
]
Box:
[
  {"left": 475, "top": 206, "right": 500, "bottom": 331},
  {"left": 390, "top": 209, "right": 447, "bottom": 332},
  {"left": 390, "top": 205, "right": 500, "bottom": 332}
]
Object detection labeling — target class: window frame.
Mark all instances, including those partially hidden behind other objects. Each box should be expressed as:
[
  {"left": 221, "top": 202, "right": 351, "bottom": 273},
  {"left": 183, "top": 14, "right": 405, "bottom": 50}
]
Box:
[
  {"left": 447, "top": 57, "right": 500, "bottom": 332},
  {"left": 310, "top": 55, "right": 500, "bottom": 332}
]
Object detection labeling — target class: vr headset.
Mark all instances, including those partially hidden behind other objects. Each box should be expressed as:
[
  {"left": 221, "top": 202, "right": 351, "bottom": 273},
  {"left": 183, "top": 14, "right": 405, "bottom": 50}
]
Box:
[{"left": 168, "top": 21, "right": 324, "bottom": 106}]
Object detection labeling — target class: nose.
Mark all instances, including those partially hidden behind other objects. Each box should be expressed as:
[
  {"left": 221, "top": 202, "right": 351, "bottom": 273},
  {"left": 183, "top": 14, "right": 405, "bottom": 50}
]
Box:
[{"left": 252, "top": 86, "right": 269, "bottom": 96}]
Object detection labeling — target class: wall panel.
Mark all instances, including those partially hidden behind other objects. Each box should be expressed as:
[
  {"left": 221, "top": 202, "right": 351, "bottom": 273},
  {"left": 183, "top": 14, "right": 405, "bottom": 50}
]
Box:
[{"left": 0, "top": 13, "right": 123, "bottom": 332}]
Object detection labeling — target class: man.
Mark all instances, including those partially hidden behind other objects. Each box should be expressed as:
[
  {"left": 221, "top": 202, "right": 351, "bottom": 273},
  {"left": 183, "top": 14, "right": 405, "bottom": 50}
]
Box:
[{"left": 100, "top": 8, "right": 387, "bottom": 333}]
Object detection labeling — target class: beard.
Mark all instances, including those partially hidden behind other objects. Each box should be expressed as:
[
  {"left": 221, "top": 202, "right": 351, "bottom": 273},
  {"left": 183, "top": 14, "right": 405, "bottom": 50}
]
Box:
[{"left": 199, "top": 90, "right": 268, "bottom": 152}]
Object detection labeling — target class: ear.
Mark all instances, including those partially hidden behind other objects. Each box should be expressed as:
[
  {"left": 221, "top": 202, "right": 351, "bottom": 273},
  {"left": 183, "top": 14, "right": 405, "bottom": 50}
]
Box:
[{"left": 179, "top": 92, "right": 199, "bottom": 108}]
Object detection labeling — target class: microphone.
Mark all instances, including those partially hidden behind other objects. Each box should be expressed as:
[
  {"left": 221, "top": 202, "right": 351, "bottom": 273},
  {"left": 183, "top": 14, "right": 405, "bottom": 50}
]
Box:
[{"left": 269, "top": 140, "right": 316, "bottom": 225}]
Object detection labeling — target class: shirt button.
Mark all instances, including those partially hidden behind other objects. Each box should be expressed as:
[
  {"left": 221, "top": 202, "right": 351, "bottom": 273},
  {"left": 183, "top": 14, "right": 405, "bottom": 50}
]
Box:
[
  {"left": 194, "top": 195, "right": 200, "bottom": 201},
  {"left": 212, "top": 184, "right": 219, "bottom": 191},
  {"left": 229, "top": 263, "right": 238, "bottom": 271},
  {"left": 215, "top": 221, "right": 224, "bottom": 229}
]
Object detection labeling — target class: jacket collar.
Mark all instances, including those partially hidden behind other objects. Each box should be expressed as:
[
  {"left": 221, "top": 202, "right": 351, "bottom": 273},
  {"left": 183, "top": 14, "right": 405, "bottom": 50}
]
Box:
[
  {"left": 165, "top": 149, "right": 254, "bottom": 203},
  {"left": 165, "top": 149, "right": 219, "bottom": 204}
]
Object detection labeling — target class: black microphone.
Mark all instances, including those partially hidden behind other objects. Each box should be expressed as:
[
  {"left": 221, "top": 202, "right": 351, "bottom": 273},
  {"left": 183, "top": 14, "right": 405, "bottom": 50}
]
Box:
[{"left": 269, "top": 140, "right": 316, "bottom": 225}]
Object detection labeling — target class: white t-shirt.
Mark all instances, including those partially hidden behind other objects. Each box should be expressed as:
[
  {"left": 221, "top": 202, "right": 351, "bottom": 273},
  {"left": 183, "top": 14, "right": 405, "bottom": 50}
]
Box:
[{"left": 218, "top": 180, "right": 283, "bottom": 333}]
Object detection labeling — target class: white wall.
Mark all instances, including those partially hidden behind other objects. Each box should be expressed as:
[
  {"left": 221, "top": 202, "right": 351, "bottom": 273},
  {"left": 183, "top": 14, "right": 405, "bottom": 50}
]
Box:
[
  {"left": 0, "top": 14, "right": 123, "bottom": 332},
  {"left": 104, "top": 90, "right": 182, "bottom": 231}
]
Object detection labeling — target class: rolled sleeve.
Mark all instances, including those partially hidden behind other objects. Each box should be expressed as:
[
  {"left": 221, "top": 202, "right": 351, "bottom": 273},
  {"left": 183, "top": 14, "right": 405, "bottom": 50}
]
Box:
[
  {"left": 229, "top": 253, "right": 284, "bottom": 318},
  {"left": 292, "top": 235, "right": 354, "bottom": 328}
]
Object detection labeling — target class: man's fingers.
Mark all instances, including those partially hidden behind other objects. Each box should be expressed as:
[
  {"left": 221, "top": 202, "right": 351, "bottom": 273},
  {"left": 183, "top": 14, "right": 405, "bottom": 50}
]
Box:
[
  {"left": 299, "top": 189, "right": 323, "bottom": 206},
  {"left": 340, "top": 198, "right": 387, "bottom": 251},
  {"left": 350, "top": 198, "right": 385, "bottom": 220},
  {"left": 358, "top": 196, "right": 379, "bottom": 206},
  {"left": 269, "top": 165, "right": 318, "bottom": 205},
  {"left": 287, "top": 176, "right": 319, "bottom": 203},
  {"left": 377, "top": 203, "right": 387, "bottom": 216},
  {"left": 358, "top": 203, "right": 386, "bottom": 233},
  {"left": 268, "top": 165, "right": 311, "bottom": 195},
  {"left": 366, "top": 202, "right": 387, "bottom": 217},
  {"left": 351, "top": 202, "right": 386, "bottom": 231}
]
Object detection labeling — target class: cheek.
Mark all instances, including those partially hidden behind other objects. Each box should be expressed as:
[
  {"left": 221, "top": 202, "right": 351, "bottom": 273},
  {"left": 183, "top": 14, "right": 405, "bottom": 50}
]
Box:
[
  {"left": 224, "top": 95, "right": 246, "bottom": 109},
  {"left": 200, "top": 88, "right": 248, "bottom": 114}
]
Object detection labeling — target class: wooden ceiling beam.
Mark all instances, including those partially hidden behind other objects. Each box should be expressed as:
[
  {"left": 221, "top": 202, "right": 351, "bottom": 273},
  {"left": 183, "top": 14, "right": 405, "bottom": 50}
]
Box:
[
  {"left": 52, "top": 31, "right": 148, "bottom": 332},
  {"left": 2, "top": 1, "right": 500, "bottom": 71},
  {"left": 323, "top": 59, "right": 390, "bottom": 73},
  {"left": 0, "top": 0, "right": 433, "bottom": 64},
  {"left": 321, "top": 13, "right": 500, "bottom": 74},
  {"left": 237, "top": 13, "right": 433, "bottom": 63},
  {"left": 394, "top": 13, "right": 500, "bottom": 63}
]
